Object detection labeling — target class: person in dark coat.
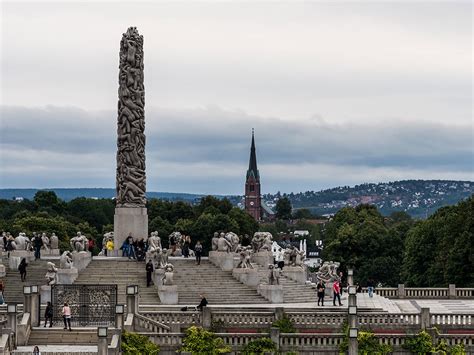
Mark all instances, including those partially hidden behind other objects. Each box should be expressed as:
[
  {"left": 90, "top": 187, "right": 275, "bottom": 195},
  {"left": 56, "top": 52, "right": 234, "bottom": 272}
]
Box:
[
  {"left": 33, "top": 235, "right": 43, "bottom": 260},
  {"left": 316, "top": 280, "right": 326, "bottom": 306},
  {"left": 145, "top": 260, "right": 154, "bottom": 287},
  {"left": 197, "top": 294, "right": 208, "bottom": 311},
  {"left": 18, "top": 258, "right": 28, "bottom": 282},
  {"left": 44, "top": 301, "right": 53, "bottom": 327},
  {"left": 194, "top": 241, "right": 203, "bottom": 265}
]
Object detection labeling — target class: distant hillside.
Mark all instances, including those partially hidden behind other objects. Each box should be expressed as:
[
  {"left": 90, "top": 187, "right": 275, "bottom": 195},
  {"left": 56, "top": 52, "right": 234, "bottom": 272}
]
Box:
[
  {"left": 262, "top": 180, "right": 474, "bottom": 218},
  {"left": 0, "top": 188, "right": 206, "bottom": 202},
  {"left": 1, "top": 180, "right": 473, "bottom": 218}
]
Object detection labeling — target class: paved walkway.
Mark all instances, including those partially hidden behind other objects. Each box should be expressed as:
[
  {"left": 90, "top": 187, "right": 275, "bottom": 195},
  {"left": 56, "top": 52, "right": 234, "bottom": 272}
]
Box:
[
  {"left": 393, "top": 299, "right": 474, "bottom": 314},
  {"left": 14, "top": 345, "right": 97, "bottom": 354}
]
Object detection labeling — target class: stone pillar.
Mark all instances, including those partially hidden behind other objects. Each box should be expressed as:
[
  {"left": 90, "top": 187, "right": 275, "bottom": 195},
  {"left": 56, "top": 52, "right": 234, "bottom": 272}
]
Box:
[
  {"left": 251, "top": 251, "right": 274, "bottom": 267},
  {"left": 57, "top": 268, "right": 79, "bottom": 284},
  {"left": 153, "top": 269, "right": 164, "bottom": 286},
  {"left": 98, "top": 337, "right": 108, "bottom": 355},
  {"left": 270, "top": 327, "right": 280, "bottom": 350},
  {"left": 398, "top": 284, "right": 405, "bottom": 299},
  {"left": 420, "top": 307, "right": 431, "bottom": 329},
  {"left": 114, "top": 27, "right": 148, "bottom": 250},
  {"left": 157, "top": 286, "right": 178, "bottom": 304},
  {"left": 30, "top": 293, "right": 40, "bottom": 327},
  {"left": 449, "top": 284, "right": 456, "bottom": 299},
  {"left": 115, "top": 313, "right": 124, "bottom": 329},
  {"left": 275, "top": 307, "right": 284, "bottom": 321},
  {"left": 40, "top": 285, "right": 51, "bottom": 304},
  {"left": 232, "top": 268, "right": 259, "bottom": 287},
  {"left": 257, "top": 284, "right": 283, "bottom": 303},
  {"left": 202, "top": 307, "right": 211, "bottom": 329},
  {"left": 126, "top": 294, "right": 138, "bottom": 315},
  {"left": 0, "top": 263, "right": 5, "bottom": 277},
  {"left": 71, "top": 252, "right": 91, "bottom": 271},
  {"left": 283, "top": 266, "right": 307, "bottom": 284},
  {"left": 7, "top": 308, "right": 17, "bottom": 343}
]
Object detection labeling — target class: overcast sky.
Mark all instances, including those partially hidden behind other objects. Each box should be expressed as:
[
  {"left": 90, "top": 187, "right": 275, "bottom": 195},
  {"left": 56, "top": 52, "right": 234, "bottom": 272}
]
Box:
[{"left": 0, "top": 1, "right": 472, "bottom": 195}]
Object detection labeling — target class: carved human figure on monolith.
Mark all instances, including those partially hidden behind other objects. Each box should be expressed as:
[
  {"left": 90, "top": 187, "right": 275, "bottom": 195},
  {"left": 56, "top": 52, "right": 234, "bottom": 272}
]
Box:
[
  {"left": 217, "top": 233, "right": 232, "bottom": 252},
  {"left": 45, "top": 262, "right": 58, "bottom": 285},
  {"left": 50, "top": 233, "right": 59, "bottom": 249},
  {"left": 60, "top": 251, "right": 73, "bottom": 269},
  {"left": 70, "top": 232, "right": 88, "bottom": 252},
  {"left": 41, "top": 233, "right": 50, "bottom": 251}
]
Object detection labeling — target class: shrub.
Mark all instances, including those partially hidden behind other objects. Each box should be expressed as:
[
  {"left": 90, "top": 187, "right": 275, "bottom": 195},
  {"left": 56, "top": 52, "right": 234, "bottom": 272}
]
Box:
[
  {"left": 181, "top": 326, "right": 231, "bottom": 354},
  {"left": 242, "top": 337, "right": 277, "bottom": 355},
  {"left": 272, "top": 314, "right": 295, "bottom": 333},
  {"left": 121, "top": 331, "right": 160, "bottom": 354},
  {"left": 339, "top": 323, "right": 392, "bottom": 355},
  {"left": 403, "top": 330, "right": 466, "bottom": 355}
]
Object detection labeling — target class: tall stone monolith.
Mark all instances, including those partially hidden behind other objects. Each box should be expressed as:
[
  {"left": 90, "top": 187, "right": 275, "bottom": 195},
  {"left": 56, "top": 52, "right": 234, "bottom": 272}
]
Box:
[{"left": 114, "top": 27, "right": 148, "bottom": 250}]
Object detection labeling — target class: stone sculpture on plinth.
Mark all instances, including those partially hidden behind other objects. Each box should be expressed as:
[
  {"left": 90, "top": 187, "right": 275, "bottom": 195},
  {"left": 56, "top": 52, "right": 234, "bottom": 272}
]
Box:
[
  {"left": 157, "top": 263, "right": 178, "bottom": 304},
  {"left": 114, "top": 27, "right": 148, "bottom": 250},
  {"left": 57, "top": 251, "right": 78, "bottom": 285},
  {"left": 70, "top": 232, "right": 88, "bottom": 252},
  {"left": 45, "top": 262, "right": 58, "bottom": 285},
  {"left": 50, "top": 233, "right": 59, "bottom": 249},
  {"left": 250, "top": 232, "right": 274, "bottom": 267}
]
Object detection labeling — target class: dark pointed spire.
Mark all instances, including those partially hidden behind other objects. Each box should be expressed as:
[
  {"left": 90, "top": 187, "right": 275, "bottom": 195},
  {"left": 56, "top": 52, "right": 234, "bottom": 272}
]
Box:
[{"left": 247, "top": 128, "right": 260, "bottom": 180}]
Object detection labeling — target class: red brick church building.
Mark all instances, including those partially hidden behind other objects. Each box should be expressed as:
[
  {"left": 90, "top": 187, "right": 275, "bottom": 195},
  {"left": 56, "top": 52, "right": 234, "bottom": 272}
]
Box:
[{"left": 245, "top": 130, "right": 262, "bottom": 221}]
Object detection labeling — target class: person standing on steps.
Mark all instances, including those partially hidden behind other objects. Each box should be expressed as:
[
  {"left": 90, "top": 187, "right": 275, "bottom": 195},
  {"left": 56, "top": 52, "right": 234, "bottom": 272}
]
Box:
[
  {"left": 332, "top": 280, "right": 343, "bottom": 306},
  {"left": 145, "top": 259, "right": 153, "bottom": 287},
  {"left": 194, "top": 241, "right": 203, "bottom": 265},
  {"left": 316, "top": 280, "right": 326, "bottom": 306},
  {"left": 367, "top": 279, "right": 375, "bottom": 298},
  {"left": 33, "top": 234, "right": 43, "bottom": 260},
  {"left": 18, "top": 258, "right": 28, "bottom": 282},
  {"left": 62, "top": 302, "right": 72, "bottom": 331},
  {"left": 44, "top": 301, "right": 53, "bottom": 327}
]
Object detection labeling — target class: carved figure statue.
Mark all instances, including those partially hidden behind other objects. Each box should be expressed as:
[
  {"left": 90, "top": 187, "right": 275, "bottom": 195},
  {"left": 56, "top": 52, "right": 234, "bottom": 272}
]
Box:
[
  {"left": 316, "top": 261, "right": 341, "bottom": 283},
  {"left": 45, "top": 262, "right": 58, "bottom": 285},
  {"left": 14, "top": 233, "right": 31, "bottom": 251},
  {"left": 217, "top": 233, "right": 232, "bottom": 252},
  {"left": 268, "top": 264, "right": 280, "bottom": 285},
  {"left": 225, "top": 232, "right": 240, "bottom": 252},
  {"left": 116, "top": 27, "right": 146, "bottom": 208},
  {"left": 251, "top": 232, "right": 273, "bottom": 253},
  {"left": 41, "top": 233, "right": 50, "bottom": 251},
  {"left": 50, "top": 233, "right": 59, "bottom": 249},
  {"left": 236, "top": 246, "right": 253, "bottom": 269},
  {"left": 59, "top": 251, "right": 73, "bottom": 269},
  {"left": 162, "top": 263, "right": 174, "bottom": 286},
  {"left": 148, "top": 231, "right": 161, "bottom": 252},
  {"left": 211, "top": 232, "right": 219, "bottom": 251},
  {"left": 70, "top": 232, "right": 88, "bottom": 252}
]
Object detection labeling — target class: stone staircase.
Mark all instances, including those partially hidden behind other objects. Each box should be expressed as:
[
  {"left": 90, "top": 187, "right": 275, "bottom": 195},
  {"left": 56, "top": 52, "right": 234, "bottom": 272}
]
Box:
[
  {"left": 26, "top": 327, "right": 109, "bottom": 345},
  {"left": 171, "top": 258, "right": 267, "bottom": 305},
  {"left": 73, "top": 258, "right": 160, "bottom": 305},
  {"left": 1, "top": 256, "right": 51, "bottom": 303}
]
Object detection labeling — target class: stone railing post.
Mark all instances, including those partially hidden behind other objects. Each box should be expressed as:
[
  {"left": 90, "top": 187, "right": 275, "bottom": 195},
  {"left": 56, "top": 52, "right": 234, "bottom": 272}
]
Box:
[
  {"left": 420, "top": 308, "right": 431, "bottom": 329},
  {"left": 115, "top": 305, "right": 125, "bottom": 329},
  {"left": 7, "top": 304, "right": 17, "bottom": 347},
  {"left": 97, "top": 327, "right": 108, "bottom": 355},
  {"left": 275, "top": 307, "right": 284, "bottom": 321},
  {"left": 270, "top": 327, "right": 280, "bottom": 350},
  {"left": 126, "top": 285, "right": 138, "bottom": 315},
  {"left": 30, "top": 286, "right": 40, "bottom": 327},
  {"left": 449, "top": 284, "right": 456, "bottom": 299},
  {"left": 398, "top": 284, "right": 405, "bottom": 299},
  {"left": 202, "top": 307, "right": 211, "bottom": 329}
]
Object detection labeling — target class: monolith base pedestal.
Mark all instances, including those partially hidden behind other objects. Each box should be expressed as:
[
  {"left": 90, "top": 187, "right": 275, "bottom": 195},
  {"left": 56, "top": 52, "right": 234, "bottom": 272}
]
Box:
[{"left": 114, "top": 207, "right": 148, "bottom": 250}]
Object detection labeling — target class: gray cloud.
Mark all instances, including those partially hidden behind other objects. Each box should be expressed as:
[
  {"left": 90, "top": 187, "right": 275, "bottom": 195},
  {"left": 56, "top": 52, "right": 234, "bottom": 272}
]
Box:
[{"left": 1, "top": 105, "right": 472, "bottom": 194}]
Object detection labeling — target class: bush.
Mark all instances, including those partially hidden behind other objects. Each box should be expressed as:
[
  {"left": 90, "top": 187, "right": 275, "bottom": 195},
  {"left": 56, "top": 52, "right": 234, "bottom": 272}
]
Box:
[
  {"left": 121, "top": 331, "right": 160, "bottom": 354},
  {"left": 181, "top": 326, "right": 231, "bottom": 354},
  {"left": 339, "top": 323, "right": 392, "bottom": 355},
  {"left": 404, "top": 330, "right": 466, "bottom": 355},
  {"left": 242, "top": 337, "right": 277, "bottom": 355},
  {"left": 272, "top": 314, "right": 295, "bottom": 333}
]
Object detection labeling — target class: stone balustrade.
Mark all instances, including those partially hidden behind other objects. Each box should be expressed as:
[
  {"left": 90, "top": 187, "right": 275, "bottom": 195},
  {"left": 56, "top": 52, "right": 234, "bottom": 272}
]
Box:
[
  {"left": 140, "top": 310, "right": 201, "bottom": 327},
  {"left": 358, "top": 284, "right": 474, "bottom": 299},
  {"left": 211, "top": 311, "right": 275, "bottom": 327},
  {"left": 134, "top": 313, "right": 171, "bottom": 333},
  {"left": 219, "top": 332, "right": 268, "bottom": 347}
]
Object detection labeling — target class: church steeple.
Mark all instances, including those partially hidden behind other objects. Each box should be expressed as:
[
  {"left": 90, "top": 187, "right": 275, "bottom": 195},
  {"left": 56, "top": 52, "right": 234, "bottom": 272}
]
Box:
[
  {"left": 245, "top": 129, "right": 262, "bottom": 221},
  {"left": 247, "top": 128, "right": 260, "bottom": 180}
]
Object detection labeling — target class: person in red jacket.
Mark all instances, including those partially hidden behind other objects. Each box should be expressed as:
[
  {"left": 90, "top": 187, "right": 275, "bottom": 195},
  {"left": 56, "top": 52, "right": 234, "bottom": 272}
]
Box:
[{"left": 333, "top": 280, "right": 342, "bottom": 306}]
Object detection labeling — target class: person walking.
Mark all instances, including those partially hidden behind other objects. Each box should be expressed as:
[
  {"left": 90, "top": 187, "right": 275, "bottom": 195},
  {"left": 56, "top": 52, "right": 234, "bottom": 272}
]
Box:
[
  {"left": 44, "top": 301, "right": 53, "bottom": 327},
  {"left": 18, "top": 258, "right": 28, "bottom": 282},
  {"left": 62, "top": 302, "right": 72, "bottom": 331},
  {"left": 145, "top": 260, "right": 153, "bottom": 287},
  {"left": 367, "top": 279, "right": 375, "bottom": 298},
  {"left": 194, "top": 241, "right": 203, "bottom": 265},
  {"left": 33, "top": 346, "right": 41, "bottom": 355},
  {"left": 106, "top": 239, "right": 114, "bottom": 256},
  {"left": 316, "top": 280, "right": 326, "bottom": 306},
  {"left": 276, "top": 248, "right": 285, "bottom": 269},
  {"left": 332, "top": 280, "right": 342, "bottom": 306}
]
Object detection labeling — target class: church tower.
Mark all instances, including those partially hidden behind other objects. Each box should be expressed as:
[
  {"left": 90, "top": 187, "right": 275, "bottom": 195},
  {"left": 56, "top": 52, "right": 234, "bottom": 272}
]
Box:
[{"left": 245, "top": 129, "right": 262, "bottom": 221}]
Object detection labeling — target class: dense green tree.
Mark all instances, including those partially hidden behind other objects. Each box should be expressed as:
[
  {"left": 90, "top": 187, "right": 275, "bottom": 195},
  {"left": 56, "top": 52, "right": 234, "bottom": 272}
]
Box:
[
  {"left": 402, "top": 196, "right": 473, "bottom": 287},
  {"left": 275, "top": 197, "right": 292, "bottom": 220},
  {"left": 293, "top": 208, "right": 313, "bottom": 220},
  {"left": 66, "top": 198, "right": 114, "bottom": 231},
  {"left": 323, "top": 204, "right": 402, "bottom": 286},
  {"left": 227, "top": 208, "right": 259, "bottom": 237}
]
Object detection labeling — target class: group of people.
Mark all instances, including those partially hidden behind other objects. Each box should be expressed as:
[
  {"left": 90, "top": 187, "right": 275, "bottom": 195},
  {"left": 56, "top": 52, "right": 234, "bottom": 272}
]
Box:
[
  {"left": 120, "top": 234, "right": 147, "bottom": 261},
  {"left": 315, "top": 279, "right": 344, "bottom": 307}
]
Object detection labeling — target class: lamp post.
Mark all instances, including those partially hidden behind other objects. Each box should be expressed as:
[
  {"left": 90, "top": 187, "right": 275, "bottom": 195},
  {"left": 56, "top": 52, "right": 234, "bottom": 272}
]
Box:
[
  {"left": 30, "top": 285, "right": 40, "bottom": 326},
  {"left": 347, "top": 280, "right": 358, "bottom": 355},
  {"left": 115, "top": 304, "right": 124, "bottom": 329},
  {"left": 97, "top": 327, "right": 108, "bottom": 355},
  {"left": 23, "top": 286, "right": 31, "bottom": 314},
  {"left": 7, "top": 303, "right": 18, "bottom": 345},
  {"left": 126, "top": 285, "right": 138, "bottom": 315}
]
